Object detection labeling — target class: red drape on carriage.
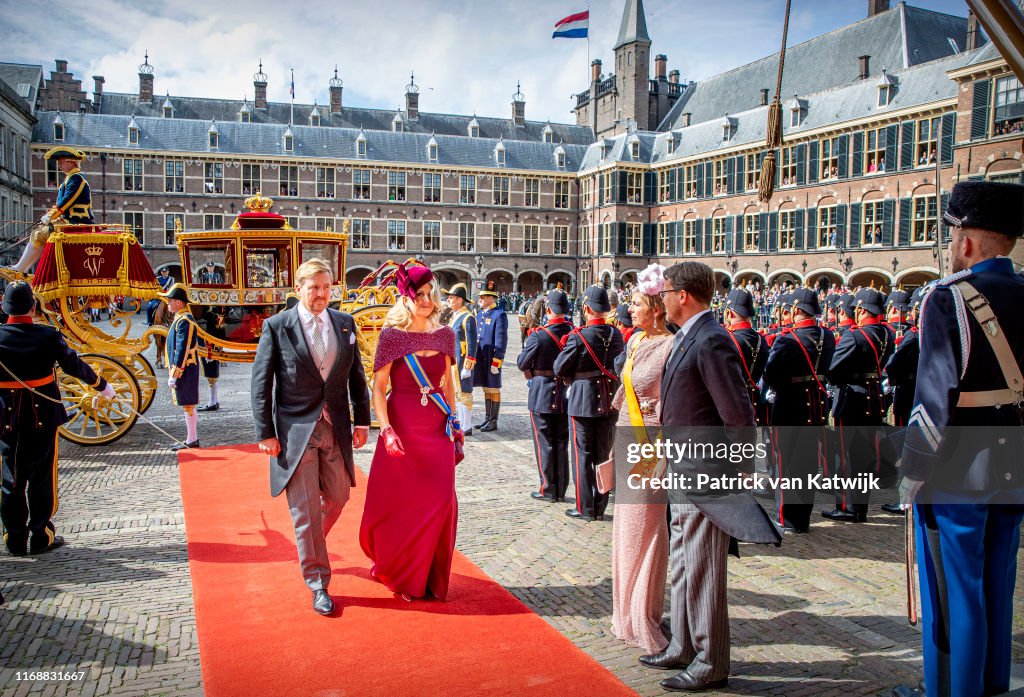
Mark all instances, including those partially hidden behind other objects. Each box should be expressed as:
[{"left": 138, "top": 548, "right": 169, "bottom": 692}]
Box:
[{"left": 32, "top": 227, "right": 162, "bottom": 303}]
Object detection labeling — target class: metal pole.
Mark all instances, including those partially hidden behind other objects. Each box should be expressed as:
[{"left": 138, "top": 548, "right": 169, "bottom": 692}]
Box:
[{"left": 966, "top": 0, "right": 1024, "bottom": 83}]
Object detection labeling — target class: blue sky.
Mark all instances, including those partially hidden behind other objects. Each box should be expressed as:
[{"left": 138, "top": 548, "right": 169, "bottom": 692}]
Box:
[{"left": 0, "top": 0, "right": 972, "bottom": 124}]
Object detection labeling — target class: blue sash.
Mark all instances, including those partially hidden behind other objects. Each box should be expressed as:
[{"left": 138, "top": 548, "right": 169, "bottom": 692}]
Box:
[{"left": 403, "top": 353, "right": 459, "bottom": 440}]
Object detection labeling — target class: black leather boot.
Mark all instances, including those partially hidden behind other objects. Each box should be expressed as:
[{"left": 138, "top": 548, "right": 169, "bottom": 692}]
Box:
[
  {"left": 474, "top": 400, "right": 493, "bottom": 431},
  {"left": 480, "top": 400, "right": 499, "bottom": 432}
]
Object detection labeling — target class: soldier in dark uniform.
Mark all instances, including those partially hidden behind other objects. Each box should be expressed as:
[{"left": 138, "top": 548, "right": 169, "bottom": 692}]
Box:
[
  {"left": 517, "top": 289, "right": 573, "bottom": 502},
  {"left": 835, "top": 294, "right": 857, "bottom": 339},
  {"left": 723, "top": 287, "right": 769, "bottom": 425},
  {"left": 615, "top": 302, "right": 636, "bottom": 344},
  {"left": 885, "top": 289, "right": 913, "bottom": 338},
  {"left": 10, "top": 147, "right": 94, "bottom": 273},
  {"left": 822, "top": 287, "right": 895, "bottom": 522},
  {"left": 198, "top": 306, "right": 227, "bottom": 412},
  {"left": 149, "top": 267, "right": 176, "bottom": 326},
  {"left": 762, "top": 288, "right": 836, "bottom": 532},
  {"left": 444, "top": 283, "right": 478, "bottom": 436},
  {"left": 161, "top": 284, "right": 201, "bottom": 450},
  {"left": 892, "top": 181, "right": 1024, "bottom": 697},
  {"left": 553, "top": 285, "right": 624, "bottom": 521},
  {"left": 196, "top": 261, "right": 224, "bottom": 285},
  {"left": 473, "top": 288, "right": 508, "bottom": 432},
  {"left": 880, "top": 287, "right": 926, "bottom": 516},
  {"left": 0, "top": 282, "right": 114, "bottom": 555},
  {"left": 823, "top": 292, "right": 840, "bottom": 332}
]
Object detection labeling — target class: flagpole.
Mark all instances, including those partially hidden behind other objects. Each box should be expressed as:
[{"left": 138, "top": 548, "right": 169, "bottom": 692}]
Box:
[{"left": 290, "top": 68, "right": 295, "bottom": 127}]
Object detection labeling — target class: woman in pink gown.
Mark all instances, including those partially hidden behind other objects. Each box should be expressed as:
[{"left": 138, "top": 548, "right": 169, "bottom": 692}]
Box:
[
  {"left": 359, "top": 263, "right": 464, "bottom": 601},
  {"left": 610, "top": 264, "right": 674, "bottom": 654}
]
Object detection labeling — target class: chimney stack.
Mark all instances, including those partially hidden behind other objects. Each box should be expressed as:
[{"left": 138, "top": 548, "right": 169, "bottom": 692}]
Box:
[
  {"left": 654, "top": 54, "right": 667, "bottom": 80},
  {"left": 512, "top": 82, "right": 525, "bottom": 127},
  {"left": 858, "top": 55, "right": 871, "bottom": 80},
  {"left": 93, "top": 75, "right": 104, "bottom": 107},
  {"left": 682, "top": 112, "right": 692, "bottom": 127},
  {"left": 591, "top": 59, "right": 602, "bottom": 83},
  {"left": 405, "top": 72, "right": 420, "bottom": 121},
  {"left": 253, "top": 61, "right": 268, "bottom": 110},
  {"left": 760, "top": 88, "right": 769, "bottom": 106},
  {"left": 137, "top": 52, "right": 154, "bottom": 104},
  {"left": 329, "top": 66, "right": 343, "bottom": 113},
  {"left": 668, "top": 70, "right": 680, "bottom": 84},
  {"left": 966, "top": 11, "right": 980, "bottom": 51},
  {"left": 867, "top": 0, "right": 889, "bottom": 17}
]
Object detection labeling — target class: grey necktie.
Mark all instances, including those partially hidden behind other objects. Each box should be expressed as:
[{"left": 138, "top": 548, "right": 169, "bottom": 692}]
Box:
[{"left": 311, "top": 315, "right": 326, "bottom": 370}]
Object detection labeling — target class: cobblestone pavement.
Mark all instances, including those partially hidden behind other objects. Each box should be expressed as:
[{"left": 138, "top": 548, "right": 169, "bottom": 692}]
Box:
[{"left": 2, "top": 315, "right": 1023, "bottom": 697}]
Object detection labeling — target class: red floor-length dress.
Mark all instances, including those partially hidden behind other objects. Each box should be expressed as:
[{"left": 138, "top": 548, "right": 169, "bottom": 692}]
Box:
[{"left": 359, "top": 332, "right": 458, "bottom": 600}]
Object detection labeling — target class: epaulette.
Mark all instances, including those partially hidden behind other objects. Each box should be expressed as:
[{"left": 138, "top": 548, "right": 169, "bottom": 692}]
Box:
[
  {"left": 934, "top": 268, "right": 973, "bottom": 287},
  {"left": 922, "top": 269, "right": 972, "bottom": 380}
]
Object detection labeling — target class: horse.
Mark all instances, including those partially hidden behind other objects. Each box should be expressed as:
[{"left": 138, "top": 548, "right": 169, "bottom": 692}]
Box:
[{"left": 150, "top": 299, "right": 173, "bottom": 368}]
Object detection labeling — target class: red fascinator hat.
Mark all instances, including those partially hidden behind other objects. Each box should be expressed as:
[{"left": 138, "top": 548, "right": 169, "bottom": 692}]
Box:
[{"left": 357, "top": 258, "right": 433, "bottom": 300}]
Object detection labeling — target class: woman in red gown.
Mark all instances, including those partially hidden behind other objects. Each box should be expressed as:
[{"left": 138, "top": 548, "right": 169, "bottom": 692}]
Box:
[{"left": 359, "top": 264, "right": 464, "bottom": 600}]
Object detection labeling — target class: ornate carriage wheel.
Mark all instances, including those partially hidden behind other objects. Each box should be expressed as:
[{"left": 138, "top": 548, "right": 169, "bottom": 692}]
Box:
[
  {"left": 350, "top": 304, "right": 392, "bottom": 427},
  {"left": 58, "top": 354, "right": 141, "bottom": 446},
  {"left": 125, "top": 352, "right": 158, "bottom": 415}
]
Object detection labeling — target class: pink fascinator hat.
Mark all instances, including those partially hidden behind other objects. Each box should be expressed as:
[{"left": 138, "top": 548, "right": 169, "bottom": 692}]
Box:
[
  {"left": 395, "top": 262, "right": 434, "bottom": 300},
  {"left": 637, "top": 263, "right": 667, "bottom": 296}
]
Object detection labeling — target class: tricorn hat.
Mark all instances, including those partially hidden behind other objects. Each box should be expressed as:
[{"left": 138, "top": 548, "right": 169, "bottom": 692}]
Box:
[
  {"left": 44, "top": 146, "right": 85, "bottom": 161},
  {"left": 443, "top": 283, "right": 470, "bottom": 302},
  {"left": 158, "top": 283, "right": 189, "bottom": 303}
]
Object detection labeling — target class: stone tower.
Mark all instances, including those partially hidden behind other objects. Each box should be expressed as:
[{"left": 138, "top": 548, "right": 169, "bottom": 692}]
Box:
[{"left": 614, "top": 0, "right": 652, "bottom": 131}]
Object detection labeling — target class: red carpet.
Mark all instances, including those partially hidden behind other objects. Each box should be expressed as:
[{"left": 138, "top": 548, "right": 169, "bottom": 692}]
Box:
[{"left": 178, "top": 445, "right": 638, "bottom": 697}]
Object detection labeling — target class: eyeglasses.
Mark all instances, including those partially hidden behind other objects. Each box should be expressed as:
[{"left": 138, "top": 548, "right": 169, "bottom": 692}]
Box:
[{"left": 657, "top": 287, "right": 684, "bottom": 299}]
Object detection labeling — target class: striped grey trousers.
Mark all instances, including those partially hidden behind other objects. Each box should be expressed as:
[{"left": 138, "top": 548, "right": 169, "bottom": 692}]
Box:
[
  {"left": 664, "top": 501, "right": 732, "bottom": 682},
  {"left": 285, "top": 417, "right": 351, "bottom": 591}
]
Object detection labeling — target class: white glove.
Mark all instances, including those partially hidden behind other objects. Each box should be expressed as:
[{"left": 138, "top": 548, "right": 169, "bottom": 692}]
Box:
[
  {"left": 39, "top": 212, "right": 51, "bottom": 224},
  {"left": 168, "top": 377, "right": 177, "bottom": 389},
  {"left": 460, "top": 368, "right": 472, "bottom": 379},
  {"left": 490, "top": 365, "right": 500, "bottom": 375},
  {"left": 100, "top": 383, "right": 116, "bottom": 400},
  {"left": 899, "top": 477, "right": 923, "bottom": 506}
]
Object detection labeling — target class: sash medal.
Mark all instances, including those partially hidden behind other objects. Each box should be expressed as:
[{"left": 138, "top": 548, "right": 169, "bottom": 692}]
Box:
[{"left": 403, "top": 354, "right": 458, "bottom": 441}]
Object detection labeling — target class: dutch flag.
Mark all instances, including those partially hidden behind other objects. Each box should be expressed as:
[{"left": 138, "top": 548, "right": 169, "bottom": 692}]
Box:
[
  {"left": 553, "top": 10, "right": 589, "bottom": 39},
  {"left": 290, "top": 69, "right": 295, "bottom": 99}
]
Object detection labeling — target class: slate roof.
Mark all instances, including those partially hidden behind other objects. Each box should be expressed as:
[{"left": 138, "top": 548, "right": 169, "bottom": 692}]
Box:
[
  {"left": 94, "top": 91, "right": 594, "bottom": 146},
  {"left": 0, "top": 62, "right": 43, "bottom": 114},
  {"left": 31, "top": 111, "right": 588, "bottom": 173},
  {"left": 583, "top": 48, "right": 977, "bottom": 170},
  {"left": 658, "top": 3, "right": 973, "bottom": 132}
]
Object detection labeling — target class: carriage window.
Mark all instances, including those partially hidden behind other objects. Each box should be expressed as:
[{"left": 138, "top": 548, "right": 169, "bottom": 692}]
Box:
[
  {"left": 189, "top": 244, "right": 232, "bottom": 286},
  {"left": 299, "top": 242, "right": 340, "bottom": 280},
  {"left": 244, "top": 244, "right": 291, "bottom": 288}
]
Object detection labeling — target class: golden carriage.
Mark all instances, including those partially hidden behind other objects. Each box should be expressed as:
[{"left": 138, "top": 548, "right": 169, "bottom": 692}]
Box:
[{"left": 0, "top": 193, "right": 396, "bottom": 446}]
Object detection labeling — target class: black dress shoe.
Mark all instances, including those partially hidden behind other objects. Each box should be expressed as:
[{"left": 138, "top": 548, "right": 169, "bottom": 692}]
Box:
[
  {"left": 30, "top": 535, "right": 65, "bottom": 555},
  {"left": 660, "top": 669, "right": 727, "bottom": 692},
  {"left": 783, "top": 523, "right": 809, "bottom": 534},
  {"left": 530, "top": 492, "right": 556, "bottom": 502},
  {"left": 821, "top": 508, "right": 858, "bottom": 522},
  {"left": 565, "top": 509, "right": 595, "bottom": 522},
  {"left": 555, "top": 496, "right": 566, "bottom": 502},
  {"left": 312, "top": 589, "right": 334, "bottom": 615},
  {"left": 638, "top": 651, "right": 690, "bottom": 671},
  {"left": 197, "top": 403, "right": 220, "bottom": 412},
  {"left": 881, "top": 502, "right": 906, "bottom": 515},
  {"left": 6, "top": 544, "right": 28, "bottom": 557},
  {"left": 171, "top": 440, "right": 200, "bottom": 451},
  {"left": 891, "top": 685, "right": 922, "bottom": 697}
]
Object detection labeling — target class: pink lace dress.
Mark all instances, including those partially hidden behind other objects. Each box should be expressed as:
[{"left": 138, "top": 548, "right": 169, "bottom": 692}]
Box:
[{"left": 610, "top": 333, "right": 673, "bottom": 654}]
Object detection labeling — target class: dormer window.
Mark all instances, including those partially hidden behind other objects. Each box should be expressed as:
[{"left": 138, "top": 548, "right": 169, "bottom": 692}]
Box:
[
  {"left": 241, "top": 111, "right": 251, "bottom": 123},
  {"left": 283, "top": 127, "right": 294, "bottom": 153},
  {"left": 543, "top": 124, "right": 553, "bottom": 143},
  {"left": 392, "top": 112, "right": 403, "bottom": 133},
  {"left": 53, "top": 115, "right": 64, "bottom": 141},
  {"left": 468, "top": 117, "right": 480, "bottom": 138},
  {"left": 310, "top": 113, "right": 320, "bottom": 127},
  {"left": 600, "top": 142, "right": 609, "bottom": 159},
  {"left": 162, "top": 95, "right": 174, "bottom": 118},
  {"left": 666, "top": 134, "right": 675, "bottom": 153},
  {"left": 495, "top": 141, "right": 506, "bottom": 165},
  {"left": 789, "top": 97, "right": 807, "bottom": 128},
  {"left": 427, "top": 137, "right": 438, "bottom": 162},
  {"left": 239, "top": 100, "right": 252, "bottom": 123},
  {"left": 877, "top": 70, "right": 894, "bottom": 107},
  {"left": 209, "top": 132, "right": 218, "bottom": 148},
  {"left": 554, "top": 145, "right": 566, "bottom": 169},
  {"left": 631, "top": 140, "right": 640, "bottom": 159},
  {"left": 356, "top": 131, "right": 367, "bottom": 157},
  {"left": 721, "top": 116, "right": 735, "bottom": 142},
  {"left": 129, "top": 126, "right": 139, "bottom": 144}
]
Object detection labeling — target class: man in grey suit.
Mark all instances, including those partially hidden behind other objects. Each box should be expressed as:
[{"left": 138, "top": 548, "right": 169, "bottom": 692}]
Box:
[
  {"left": 640, "top": 262, "right": 781, "bottom": 692},
  {"left": 251, "top": 258, "right": 371, "bottom": 616}
]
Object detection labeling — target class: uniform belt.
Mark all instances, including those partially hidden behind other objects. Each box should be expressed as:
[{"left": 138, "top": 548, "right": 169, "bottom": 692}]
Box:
[
  {"left": 790, "top": 374, "right": 825, "bottom": 384},
  {"left": 0, "top": 374, "right": 56, "bottom": 389},
  {"left": 849, "top": 372, "right": 880, "bottom": 381},
  {"left": 574, "top": 370, "right": 612, "bottom": 379},
  {"left": 69, "top": 203, "right": 92, "bottom": 218},
  {"left": 957, "top": 389, "right": 1023, "bottom": 408},
  {"left": 530, "top": 369, "right": 556, "bottom": 377}
]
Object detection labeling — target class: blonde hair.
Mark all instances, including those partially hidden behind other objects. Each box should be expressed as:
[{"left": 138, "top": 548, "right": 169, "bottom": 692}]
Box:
[
  {"left": 294, "top": 258, "right": 333, "bottom": 288},
  {"left": 384, "top": 281, "right": 444, "bottom": 330}
]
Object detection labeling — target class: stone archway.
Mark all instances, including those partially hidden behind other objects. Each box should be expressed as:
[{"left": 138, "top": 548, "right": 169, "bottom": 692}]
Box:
[
  {"left": 619, "top": 269, "right": 640, "bottom": 288},
  {"left": 518, "top": 270, "right": 543, "bottom": 295},
  {"left": 848, "top": 269, "right": 893, "bottom": 291},
  {"left": 733, "top": 270, "right": 766, "bottom": 288},
  {"left": 896, "top": 269, "right": 939, "bottom": 291},
  {"left": 768, "top": 270, "right": 801, "bottom": 288},
  {"left": 433, "top": 267, "right": 471, "bottom": 291},
  {"left": 345, "top": 266, "right": 373, "bottom": 289},
  {"left": 598, "top": 269, "right": 613, "bottom": 289},
  {"left": 486, "top": 269, "right": 514, "bottom": 293},
  {"left": 713, "top": 270, "right": 732, "bottom": 292},
  {"left": 155, "top": 262, "right": 183, "bottom": 282},
  {"left": 806, "top": 269, "right": 844, "bottom": 292},
  {"left": 547, "top": 270, "right": 574, "bottom": 293}
]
